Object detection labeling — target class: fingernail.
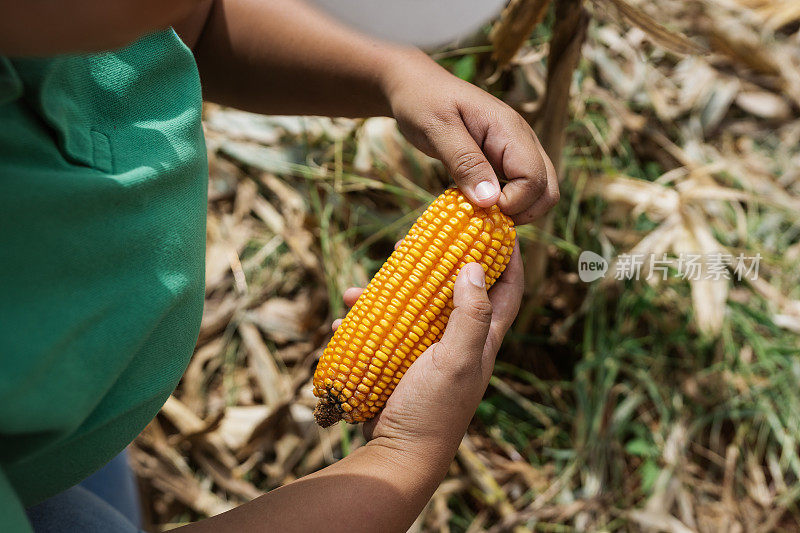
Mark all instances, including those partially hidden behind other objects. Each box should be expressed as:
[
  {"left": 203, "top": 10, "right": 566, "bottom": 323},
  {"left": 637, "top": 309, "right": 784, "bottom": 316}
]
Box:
[
  {"left": 467, "top": 263, "right": 485, "bottom": 288},
  {"left": 474, "top": 181, "right": 497, "bottom": 202}
]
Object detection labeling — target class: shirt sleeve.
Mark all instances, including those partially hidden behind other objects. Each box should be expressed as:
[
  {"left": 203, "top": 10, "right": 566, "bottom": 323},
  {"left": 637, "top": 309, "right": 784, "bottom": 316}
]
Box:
[{"left": 0, "top": 466, "right": 32, "bottom": 533}]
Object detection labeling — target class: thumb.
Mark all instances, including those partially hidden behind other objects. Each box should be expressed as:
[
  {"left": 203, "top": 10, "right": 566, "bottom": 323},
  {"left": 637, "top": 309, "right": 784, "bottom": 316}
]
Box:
[
  {"left": 433, "top": 262, "right": 493, "bottom": 378},
  {"left": 431, "top": 124, "right": 500, "bottom": 209}
]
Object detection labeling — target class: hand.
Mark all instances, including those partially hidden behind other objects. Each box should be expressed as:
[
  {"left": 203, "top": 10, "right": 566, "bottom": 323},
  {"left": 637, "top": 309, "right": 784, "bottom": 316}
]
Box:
[
  {"left": 380, "top": 51, "right": 559, "bottom": 224},
  {"left": 332, "top": 241, "right": 523, "bottom": 461},
  {"left": 186, "top": 245, "right": 522, "bottom": 533}
]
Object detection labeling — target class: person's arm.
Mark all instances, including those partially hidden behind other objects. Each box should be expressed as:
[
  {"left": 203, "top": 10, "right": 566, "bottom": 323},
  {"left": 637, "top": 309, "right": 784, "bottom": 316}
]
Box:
[
  {"left": 180, "top": 440, "right": 445, "bottom": 532},
  {"left": 181, "top": 246, "right": 524, "bottom": 532},
  {"left": 0, "top": 0, "right": 204, "bottom": 55},
  {"left": 190, "top": 0, "right": 559, "bottom": 223},
  {"left": 192, "top": 0, "right": 397, "bottom": 118},
  {"left": 1, "top": 0, "right": 557, "bottom": 222}
]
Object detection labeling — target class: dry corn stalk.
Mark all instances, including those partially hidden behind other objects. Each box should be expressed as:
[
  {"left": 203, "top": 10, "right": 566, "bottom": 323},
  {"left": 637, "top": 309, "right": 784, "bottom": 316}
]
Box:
[
  {"left": 490, "top": 0, "right": 552, "bottom": 69},
  {"left": 591, "top": 0, "right": 704, "bottom": 55},
  {"left": 313, "top": 188, "right": 516, "bottom": 426}
]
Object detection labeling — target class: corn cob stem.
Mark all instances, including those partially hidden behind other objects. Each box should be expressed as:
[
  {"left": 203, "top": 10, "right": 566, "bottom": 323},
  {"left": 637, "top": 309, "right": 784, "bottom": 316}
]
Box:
[{"left": 313, "top": 188, "right": 515, "bottom": 427}]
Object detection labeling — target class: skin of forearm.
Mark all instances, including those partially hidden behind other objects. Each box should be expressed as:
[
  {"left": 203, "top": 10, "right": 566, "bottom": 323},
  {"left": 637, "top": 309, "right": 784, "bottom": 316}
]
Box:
[
  {"left": 180, "top": 438, "right": 455, "bottom": 533},
  {"left": 192, "top": 0, "right": 431, "bottom": 118},
  {"left": 0, "top": 0, "right": 204, "bottom": 55}
]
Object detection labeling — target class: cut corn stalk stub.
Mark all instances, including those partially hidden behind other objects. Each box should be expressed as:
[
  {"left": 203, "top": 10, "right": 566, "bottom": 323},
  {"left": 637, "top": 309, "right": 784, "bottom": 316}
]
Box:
[{"left": 313, "top": 188, "right": 516, "bottom": 427}]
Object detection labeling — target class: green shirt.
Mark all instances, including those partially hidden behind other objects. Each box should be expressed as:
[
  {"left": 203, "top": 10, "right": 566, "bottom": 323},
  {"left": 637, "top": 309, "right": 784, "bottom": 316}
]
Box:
[{"left": 0, "top": 29, "right": 207, "bottom": 531}]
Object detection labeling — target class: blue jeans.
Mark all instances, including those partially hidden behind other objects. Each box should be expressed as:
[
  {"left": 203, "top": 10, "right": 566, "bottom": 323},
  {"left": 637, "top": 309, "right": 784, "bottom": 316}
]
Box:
[{"left": 25, "top": 450, "right": 143, "bottom": 532}]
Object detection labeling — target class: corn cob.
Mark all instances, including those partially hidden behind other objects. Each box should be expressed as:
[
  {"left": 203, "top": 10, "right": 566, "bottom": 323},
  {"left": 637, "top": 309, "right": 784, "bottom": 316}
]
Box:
[{"left": 313, "top": 188, "right": 515, "bottom": 427}]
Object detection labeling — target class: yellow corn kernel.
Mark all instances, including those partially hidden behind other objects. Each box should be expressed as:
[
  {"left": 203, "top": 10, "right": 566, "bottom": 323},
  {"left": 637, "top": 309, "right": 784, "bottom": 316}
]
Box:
[{"left": 313, "top": 188, "right": 515, "bottom": 427}]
